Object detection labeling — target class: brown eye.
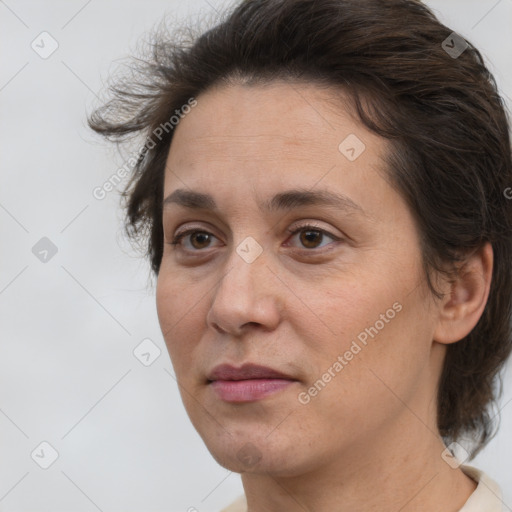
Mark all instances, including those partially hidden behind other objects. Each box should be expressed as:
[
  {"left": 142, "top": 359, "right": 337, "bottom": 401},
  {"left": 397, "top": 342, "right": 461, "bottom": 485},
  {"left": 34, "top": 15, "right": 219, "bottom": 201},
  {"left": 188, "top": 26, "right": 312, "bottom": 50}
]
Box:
[
  {"left": 287, "top": 225, "right": 339, "bottom": 250},
  {"left": 189, "top": 232, "right": 212, "bottom": 249},
  {"left": 299, "top": 229, "right": 324, "bottom": 249},
  {"left": 170, "top": 230, "right": 219, "bottom": 251}
]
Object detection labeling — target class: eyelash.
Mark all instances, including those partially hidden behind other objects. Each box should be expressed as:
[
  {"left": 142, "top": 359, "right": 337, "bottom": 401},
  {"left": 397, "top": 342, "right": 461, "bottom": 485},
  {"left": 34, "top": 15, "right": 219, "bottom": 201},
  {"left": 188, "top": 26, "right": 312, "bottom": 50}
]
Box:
[{"left": 169, "top": 224, "right": 340, "bottom": 252}]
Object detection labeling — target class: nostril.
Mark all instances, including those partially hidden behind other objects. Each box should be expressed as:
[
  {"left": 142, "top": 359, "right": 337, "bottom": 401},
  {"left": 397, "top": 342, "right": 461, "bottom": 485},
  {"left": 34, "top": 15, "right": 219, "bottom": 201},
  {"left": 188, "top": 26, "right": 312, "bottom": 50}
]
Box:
[{"left": 212, "top": 321, "right": 228, "bottom": 334}]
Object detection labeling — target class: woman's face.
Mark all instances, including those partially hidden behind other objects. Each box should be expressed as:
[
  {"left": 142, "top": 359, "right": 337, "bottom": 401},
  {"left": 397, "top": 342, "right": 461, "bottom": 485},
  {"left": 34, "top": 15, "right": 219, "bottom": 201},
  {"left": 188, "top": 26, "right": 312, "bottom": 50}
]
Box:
[{"left": 156, "top": 81, "right": 442, "bottom": 476}]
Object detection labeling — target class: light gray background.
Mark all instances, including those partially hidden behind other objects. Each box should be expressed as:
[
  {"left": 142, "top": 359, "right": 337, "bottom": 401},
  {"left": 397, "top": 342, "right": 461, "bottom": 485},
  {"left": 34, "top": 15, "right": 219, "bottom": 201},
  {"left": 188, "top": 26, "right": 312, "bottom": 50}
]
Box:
[{"left": 1, "top": 0, "right": 511, "bottom": 511}]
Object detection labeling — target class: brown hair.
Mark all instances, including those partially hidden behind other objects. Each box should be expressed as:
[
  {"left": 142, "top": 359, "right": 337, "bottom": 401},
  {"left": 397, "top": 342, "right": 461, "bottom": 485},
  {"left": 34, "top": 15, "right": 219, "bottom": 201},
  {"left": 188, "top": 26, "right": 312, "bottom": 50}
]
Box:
[{"left": 88, "top": 0, "right": 512, "bottom": 458}]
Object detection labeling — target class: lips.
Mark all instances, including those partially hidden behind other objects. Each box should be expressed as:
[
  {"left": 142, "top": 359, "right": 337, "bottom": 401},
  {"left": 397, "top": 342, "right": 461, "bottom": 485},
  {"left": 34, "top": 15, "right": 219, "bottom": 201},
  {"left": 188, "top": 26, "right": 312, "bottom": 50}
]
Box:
[
  {"left": 207, "top": 363, "right": 295, "bottom": 382},
  {"left": 207, "top": 363, "right": 298, "bottom": 403}
]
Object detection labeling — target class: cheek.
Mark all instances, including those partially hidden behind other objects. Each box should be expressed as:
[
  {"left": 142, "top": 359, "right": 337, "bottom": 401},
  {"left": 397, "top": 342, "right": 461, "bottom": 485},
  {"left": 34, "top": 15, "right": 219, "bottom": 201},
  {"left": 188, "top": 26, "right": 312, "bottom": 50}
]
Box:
[
  {"left": 296, "top": 273, "right": 392, "bottom": 360},
  {"left": 155, "top": 274, "right": 175, "bottom": 338},
  {"left": 156, "top": 272, "right": 203, "bottom": 364},
  {"left": 297, "top": 261, "right": 430, "bottom": 394},
  {"left": 311, "top": 285, "right": 433, "bottom": 426}
]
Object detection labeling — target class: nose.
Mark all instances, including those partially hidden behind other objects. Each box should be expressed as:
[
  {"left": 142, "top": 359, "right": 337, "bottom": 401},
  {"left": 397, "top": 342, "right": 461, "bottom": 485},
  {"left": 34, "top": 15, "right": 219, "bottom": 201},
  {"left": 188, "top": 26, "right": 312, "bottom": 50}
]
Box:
[{"left": 206, "top": 244, "right": 282, "bottom": 336}]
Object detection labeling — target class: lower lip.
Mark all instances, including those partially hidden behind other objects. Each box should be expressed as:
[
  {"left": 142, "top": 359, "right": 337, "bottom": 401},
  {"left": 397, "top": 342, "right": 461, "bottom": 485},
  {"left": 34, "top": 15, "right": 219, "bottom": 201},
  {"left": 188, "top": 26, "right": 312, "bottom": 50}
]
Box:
[{"left": 210, "top": 379, "right": 296, "bottom": 402}]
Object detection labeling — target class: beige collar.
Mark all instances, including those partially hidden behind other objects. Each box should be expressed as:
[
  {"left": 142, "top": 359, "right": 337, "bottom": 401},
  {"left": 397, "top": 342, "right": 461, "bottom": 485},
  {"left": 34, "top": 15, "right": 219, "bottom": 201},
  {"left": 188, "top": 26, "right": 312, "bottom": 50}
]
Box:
[{"left": 220, "top": 465, "right": 503, "bottom": 512}]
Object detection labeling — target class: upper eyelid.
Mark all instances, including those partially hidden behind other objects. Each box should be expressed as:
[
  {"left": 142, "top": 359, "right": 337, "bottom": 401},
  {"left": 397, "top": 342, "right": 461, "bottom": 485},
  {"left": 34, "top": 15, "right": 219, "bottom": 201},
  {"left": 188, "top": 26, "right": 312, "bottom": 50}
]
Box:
[{"left": 173, "top": 221, "right": 337, "bottom": 238}]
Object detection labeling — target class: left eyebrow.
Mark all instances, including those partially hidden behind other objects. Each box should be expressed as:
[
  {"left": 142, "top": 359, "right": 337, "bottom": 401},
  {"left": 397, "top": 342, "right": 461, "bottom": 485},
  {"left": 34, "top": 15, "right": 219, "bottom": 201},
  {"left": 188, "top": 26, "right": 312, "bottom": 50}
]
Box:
[{"left": 163, "top": 188, "right": 367, "bottom": 216}]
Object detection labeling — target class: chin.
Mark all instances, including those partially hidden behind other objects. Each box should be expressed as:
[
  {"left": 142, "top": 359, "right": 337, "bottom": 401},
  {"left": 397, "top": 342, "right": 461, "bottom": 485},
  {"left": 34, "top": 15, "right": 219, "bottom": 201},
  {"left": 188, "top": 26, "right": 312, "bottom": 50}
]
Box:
[{"left": 201, "top": 430, "right": 310, "bottom": 476}]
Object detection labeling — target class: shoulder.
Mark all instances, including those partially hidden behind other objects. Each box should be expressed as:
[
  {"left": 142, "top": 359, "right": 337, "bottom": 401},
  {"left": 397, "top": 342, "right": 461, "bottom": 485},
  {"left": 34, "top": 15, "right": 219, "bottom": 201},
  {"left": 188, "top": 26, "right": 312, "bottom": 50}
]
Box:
[
  {"left": 459, "top": 465, "right": 503, "bottom": 512},
  {"left": 217, "top": 468, "right": 503, "bottom": 512}
]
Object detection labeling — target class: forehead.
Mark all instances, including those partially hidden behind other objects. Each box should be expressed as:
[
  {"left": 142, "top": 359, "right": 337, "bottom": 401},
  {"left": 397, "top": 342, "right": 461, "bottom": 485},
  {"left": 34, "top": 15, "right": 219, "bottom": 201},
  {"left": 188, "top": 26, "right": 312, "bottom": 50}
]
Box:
[
  {"left": 167, "top": 81, "right": 387, "bottom": 162},
  {"left": 163, "top": 81, "right": 393, "bottom": 217},
  {"left": 170, "top": 80, "right": 371, "bottom": 149}
]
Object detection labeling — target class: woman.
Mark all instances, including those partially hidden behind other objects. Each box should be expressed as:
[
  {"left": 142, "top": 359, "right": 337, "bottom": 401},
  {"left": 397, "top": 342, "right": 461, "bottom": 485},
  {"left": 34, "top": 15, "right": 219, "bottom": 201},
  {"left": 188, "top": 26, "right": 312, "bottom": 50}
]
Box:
[{"left": 88, "top": 0, "right": 512, "bottom": 510}]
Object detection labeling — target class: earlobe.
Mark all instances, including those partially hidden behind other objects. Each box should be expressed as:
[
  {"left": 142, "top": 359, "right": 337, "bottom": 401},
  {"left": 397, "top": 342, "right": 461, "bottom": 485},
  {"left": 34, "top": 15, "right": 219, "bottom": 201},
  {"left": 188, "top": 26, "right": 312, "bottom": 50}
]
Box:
[{"left": 433, "top": 242, "right": 493, "bottom": 345}]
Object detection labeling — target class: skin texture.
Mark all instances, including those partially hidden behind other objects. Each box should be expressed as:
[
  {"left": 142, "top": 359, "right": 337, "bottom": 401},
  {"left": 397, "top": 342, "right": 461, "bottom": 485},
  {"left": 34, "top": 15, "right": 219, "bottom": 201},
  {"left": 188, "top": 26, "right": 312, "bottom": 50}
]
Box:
[{"left": 156, "top": 80, "right": 493, "bottom": 512}]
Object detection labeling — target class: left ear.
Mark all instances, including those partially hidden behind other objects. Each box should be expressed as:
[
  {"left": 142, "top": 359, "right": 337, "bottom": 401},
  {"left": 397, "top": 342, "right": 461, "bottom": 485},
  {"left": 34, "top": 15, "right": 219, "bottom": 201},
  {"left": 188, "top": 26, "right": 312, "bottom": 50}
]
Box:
[{"left": 433, "top": 242, "right": 493, "bottom": 345}]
